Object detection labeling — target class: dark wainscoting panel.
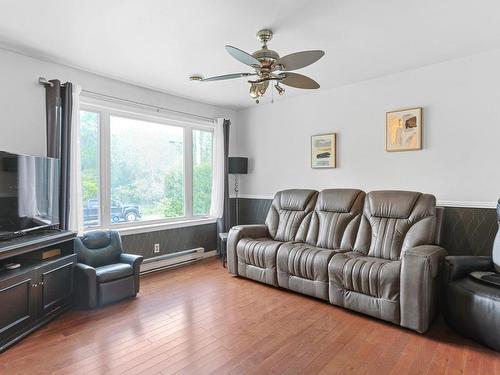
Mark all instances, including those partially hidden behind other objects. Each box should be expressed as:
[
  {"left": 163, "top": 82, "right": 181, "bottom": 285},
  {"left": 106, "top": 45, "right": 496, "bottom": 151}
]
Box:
[
  {"left": 230, "top": 197, "right": 271, "bottom": 227},
  {"left": 119, "top": 199, "right": 496, "bottom": 259},
  {"left": 230, "top": 197, "right": 272, "bottom": 226},
  {"left": 441, "top": 207, "right": 498, "bottom": 256},
  {"left": 121, "top": 223, "right": 217, "bottom": 259},
  {"left": 232, "top": 198, "right": 498, "bottom": 256}
]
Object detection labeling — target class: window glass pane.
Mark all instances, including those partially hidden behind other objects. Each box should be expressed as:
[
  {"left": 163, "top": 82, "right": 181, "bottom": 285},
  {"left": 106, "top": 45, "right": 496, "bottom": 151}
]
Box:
[
  {"left": 192, "top": 129, "right": 213, "bottom": 216},
  {"left": 110, "top": 115, "right": 184, "bottom": 224},
  {"left": 80, "top": 111, "right": 100, "bottom": 227}
]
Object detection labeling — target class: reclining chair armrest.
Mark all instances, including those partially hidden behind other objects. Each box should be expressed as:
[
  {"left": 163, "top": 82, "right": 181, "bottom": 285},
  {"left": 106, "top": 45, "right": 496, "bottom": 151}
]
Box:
[
  {"left": 444, "top": 256, "right": 494, "bottom": 282},
  {"left": 74, "top": 263, "right": 97, "bottom": 309},
  {"left": 227, "top": 225, "right": 269, "bottom": 275},
  {"left": 400, "top": 245, "right": 447, "bottom": 333},
  {"left": 119, "top": 253, "right": 144, "bottom": 294},
  {"left": 119, "top": 253, "right": 144, "bottom": 270}
]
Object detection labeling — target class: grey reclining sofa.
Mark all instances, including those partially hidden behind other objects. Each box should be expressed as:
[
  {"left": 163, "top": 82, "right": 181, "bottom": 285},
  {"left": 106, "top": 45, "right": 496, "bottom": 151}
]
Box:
[{"left": 227, "top": 188, "right": 446, "bottom": 333}]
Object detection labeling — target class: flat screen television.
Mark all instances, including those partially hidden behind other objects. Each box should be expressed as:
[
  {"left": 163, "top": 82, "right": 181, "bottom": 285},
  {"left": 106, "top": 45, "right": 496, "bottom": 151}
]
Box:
[{"left": 0, "top": 151, "right": 60, "bottom": 240}]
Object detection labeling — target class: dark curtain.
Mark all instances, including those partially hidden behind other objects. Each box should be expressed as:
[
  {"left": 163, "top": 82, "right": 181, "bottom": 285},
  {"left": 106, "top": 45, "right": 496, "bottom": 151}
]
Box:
[
  {"left": 45, "top": 80, "right": 73, "bottom": 230},
  {"left": 217, "top": 119, "right": 231, "bottom": 254}
]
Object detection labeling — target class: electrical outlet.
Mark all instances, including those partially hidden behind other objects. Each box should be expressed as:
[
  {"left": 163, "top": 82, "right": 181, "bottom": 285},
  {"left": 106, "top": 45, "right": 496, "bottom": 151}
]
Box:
[{"left": 154, "top": 243, "right": 160, "bottom": 253}]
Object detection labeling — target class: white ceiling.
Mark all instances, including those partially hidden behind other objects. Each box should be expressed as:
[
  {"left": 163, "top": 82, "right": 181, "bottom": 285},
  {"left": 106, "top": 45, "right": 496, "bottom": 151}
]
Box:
[{"left": 1, "top": 0, "right": 500, "bottom": 109}]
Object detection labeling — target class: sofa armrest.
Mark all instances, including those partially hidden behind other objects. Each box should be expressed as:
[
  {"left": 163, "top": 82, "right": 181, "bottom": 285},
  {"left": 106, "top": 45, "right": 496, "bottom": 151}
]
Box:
[
  {"left": 119, "top": 253, "right": 144, "bottom": 294},
  {"left": 74, "top": 263, "right": 97, "bottom": 309},
  {"left": 400, "top": 245, "right": 447, "bottom": 333},
  {"left": 227, "top": 225, "right": 269, "bottom": 275},
  {"left": 444, "top": 256, "right": 493, "bottom": 282}
]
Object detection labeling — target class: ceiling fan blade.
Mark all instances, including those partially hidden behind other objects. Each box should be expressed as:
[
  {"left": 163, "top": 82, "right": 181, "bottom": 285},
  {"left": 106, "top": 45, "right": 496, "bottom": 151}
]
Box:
[
  {"left": 201, "top": 73, "right": 255, "bottom": 81},
  {"left": 275, "top": 50, "right": 325, "bottom": 71},
  {"left": 225, "top": 45, "right": 261, "bottom": 67},
  {"left": 279, "top": 72, "right": 320, "bottom": 89}
]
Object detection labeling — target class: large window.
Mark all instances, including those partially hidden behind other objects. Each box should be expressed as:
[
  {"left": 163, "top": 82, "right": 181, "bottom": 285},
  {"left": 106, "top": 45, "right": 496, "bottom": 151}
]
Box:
[
  {"left": 192, "top": 130, "right": 213, "bottom": 216},
  {"left": 80, "top": 103, "right": 214, "bottom": 229},
  {"left": 80, "top": 111, "right": 101, "bottom": 227}
]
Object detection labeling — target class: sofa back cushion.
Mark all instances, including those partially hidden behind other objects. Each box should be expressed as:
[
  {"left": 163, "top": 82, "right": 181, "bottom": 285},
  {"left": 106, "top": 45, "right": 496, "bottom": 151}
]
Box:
[
  {"left": 265, "top": 189, "right": 318, "bottom": 242},
  {"left": 353, "top": 190, "right": 437, "bottom": 260},
  {"left": 304, "top": 189, "right": 365, "bottom": 249}
]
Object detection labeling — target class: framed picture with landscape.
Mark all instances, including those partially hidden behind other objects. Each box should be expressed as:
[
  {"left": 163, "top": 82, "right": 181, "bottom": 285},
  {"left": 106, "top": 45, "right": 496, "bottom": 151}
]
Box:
[
  {"left": 386, "top": 107, "right": 423, "bottom": 152},
  {"left": 311, "top": 133, "right": 336, "bottom": 168}
]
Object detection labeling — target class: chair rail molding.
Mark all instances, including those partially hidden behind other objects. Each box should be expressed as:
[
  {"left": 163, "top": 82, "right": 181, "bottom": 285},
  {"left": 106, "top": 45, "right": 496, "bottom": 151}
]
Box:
[
  {"left": 232, "top": 194, "right": 497, "bottom": 209},
  {"left": 437, "top": 200, "right": 497, "bottom": 209}
]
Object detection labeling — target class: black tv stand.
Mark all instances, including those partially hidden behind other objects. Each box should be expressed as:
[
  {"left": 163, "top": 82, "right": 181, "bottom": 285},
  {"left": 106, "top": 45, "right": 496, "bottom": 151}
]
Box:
[
  {"left": 0, "top": 231, "right": 25, "bottom": 242},
  {"left": 0, "top": 226, "right": 63, "bottom": 242},
  {"left": 0, "top": 230, "right": 76, "bottom": 352}
]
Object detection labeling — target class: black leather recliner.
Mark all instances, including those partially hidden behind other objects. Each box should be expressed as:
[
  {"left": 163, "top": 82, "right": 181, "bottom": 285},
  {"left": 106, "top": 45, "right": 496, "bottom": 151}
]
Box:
[
  {"left": 444, "top": 199, "right": 500, "bottom": 351},
  {"left": 74, "top": 230, "right": 143, "bottom": 308}
]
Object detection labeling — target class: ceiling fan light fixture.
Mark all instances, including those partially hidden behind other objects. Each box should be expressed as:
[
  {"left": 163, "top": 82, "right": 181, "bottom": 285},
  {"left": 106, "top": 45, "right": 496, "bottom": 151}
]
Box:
[
  {"left": 249, "top": 81, "right": 269, "bottom": 99},
  {"left": 249, "top": 83, "right": 260, "bottom": 99},
  {"left": 274, "top": 83, "right": 285, "bottom": 96}
]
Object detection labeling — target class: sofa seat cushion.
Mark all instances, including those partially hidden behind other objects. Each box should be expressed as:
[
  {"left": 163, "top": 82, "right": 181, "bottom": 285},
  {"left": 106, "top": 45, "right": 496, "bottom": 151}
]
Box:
[
  {"left": 277, "top": 242, "right": 342, "bottom": 300},
  {"left": 329, "top": 252, "right": 402, "bottom": 324},
  {"left": 329, "top": 252, "right": 401, "bottom": 301},
  {"left": 95, "top": 263, "right": 134, "bottom": 283},
  {"left": 236, "top": 237, "right": 284, "bottom": 286},
  {"left": 277, "top": 243, "right": 338, "bottom": 281}
]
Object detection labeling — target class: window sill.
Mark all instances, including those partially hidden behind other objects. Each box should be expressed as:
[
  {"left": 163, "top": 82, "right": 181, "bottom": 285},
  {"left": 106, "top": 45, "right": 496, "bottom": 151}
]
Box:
[{"left": 88, "top": 217, "right": 218, "bottom": 236}]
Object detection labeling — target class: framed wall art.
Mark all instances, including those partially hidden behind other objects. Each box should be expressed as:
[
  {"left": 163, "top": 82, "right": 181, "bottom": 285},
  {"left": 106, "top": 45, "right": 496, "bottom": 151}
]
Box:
[
  {"left": 386, "top": 107, "right": 422, "bottom": 152},
  {"left": 311, "top": 133, "right": 336, "bottom": 168}
]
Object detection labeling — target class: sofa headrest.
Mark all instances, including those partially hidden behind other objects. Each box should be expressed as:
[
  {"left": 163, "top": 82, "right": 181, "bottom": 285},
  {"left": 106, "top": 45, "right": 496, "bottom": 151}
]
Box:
[
  {"left": 316, "top": 189, "right": 364, "bottom": 213},
  {"left": 367, "top": 190, "right": 428, "bottom": 219},
  {"left": 278, "top": 189, "right": 317, "bottom": 211},
  {"left": 80, "top": 230, "right": 112, "bottom": 249}
]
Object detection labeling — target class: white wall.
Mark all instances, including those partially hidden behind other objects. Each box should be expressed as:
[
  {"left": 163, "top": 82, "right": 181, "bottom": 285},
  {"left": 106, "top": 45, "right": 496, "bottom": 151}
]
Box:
[
  {"left": 235, "top": 49, "right": 500, "bottom": 206},
  {"left": 0, "top": 48, "right": 237, "bottom": 157}
]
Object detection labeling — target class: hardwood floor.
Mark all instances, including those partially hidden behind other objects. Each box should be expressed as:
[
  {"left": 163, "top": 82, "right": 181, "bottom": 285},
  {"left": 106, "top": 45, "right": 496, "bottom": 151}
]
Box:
[{"left": 0, "top": 258, "right": 498, "bottom": 374}]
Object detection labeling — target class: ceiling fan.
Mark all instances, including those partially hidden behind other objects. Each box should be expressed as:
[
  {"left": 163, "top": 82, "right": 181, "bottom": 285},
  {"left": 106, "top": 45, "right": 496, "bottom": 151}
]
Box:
[{"left": 190, "top": 29, "right": 325, "bottom": 103}]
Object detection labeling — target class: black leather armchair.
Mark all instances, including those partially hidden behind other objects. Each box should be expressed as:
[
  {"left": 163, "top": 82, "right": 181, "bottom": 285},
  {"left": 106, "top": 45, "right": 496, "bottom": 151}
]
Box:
[
  {"left": 443, "top": 199, "right": 500, "bottom": 351},
  {"left": 74, "top": 230, "right": 143, "bottom": 308}
]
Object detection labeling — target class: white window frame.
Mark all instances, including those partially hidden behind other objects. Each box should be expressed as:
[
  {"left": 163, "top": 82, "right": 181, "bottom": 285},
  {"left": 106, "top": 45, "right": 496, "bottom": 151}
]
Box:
[{"left": 80, "top": 97, "right": 216, "bottom": 235}]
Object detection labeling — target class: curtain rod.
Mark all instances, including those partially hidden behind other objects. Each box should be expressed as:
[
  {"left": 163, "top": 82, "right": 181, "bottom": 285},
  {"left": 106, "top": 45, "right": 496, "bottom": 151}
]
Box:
[{"left": 38, "top": 77, "right": 216, "bottom": 122}]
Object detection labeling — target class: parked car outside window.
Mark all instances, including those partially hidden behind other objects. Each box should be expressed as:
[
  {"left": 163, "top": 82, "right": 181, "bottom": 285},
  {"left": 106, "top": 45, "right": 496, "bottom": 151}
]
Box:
[{"left": 83, "top": 199, "right": 141, "bottom": 226}]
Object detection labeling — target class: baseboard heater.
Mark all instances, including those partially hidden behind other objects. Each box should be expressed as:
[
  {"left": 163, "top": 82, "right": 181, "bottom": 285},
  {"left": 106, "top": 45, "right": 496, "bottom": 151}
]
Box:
[{"left": 140, "top": 247, "right": 205, "bottom": 274}]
